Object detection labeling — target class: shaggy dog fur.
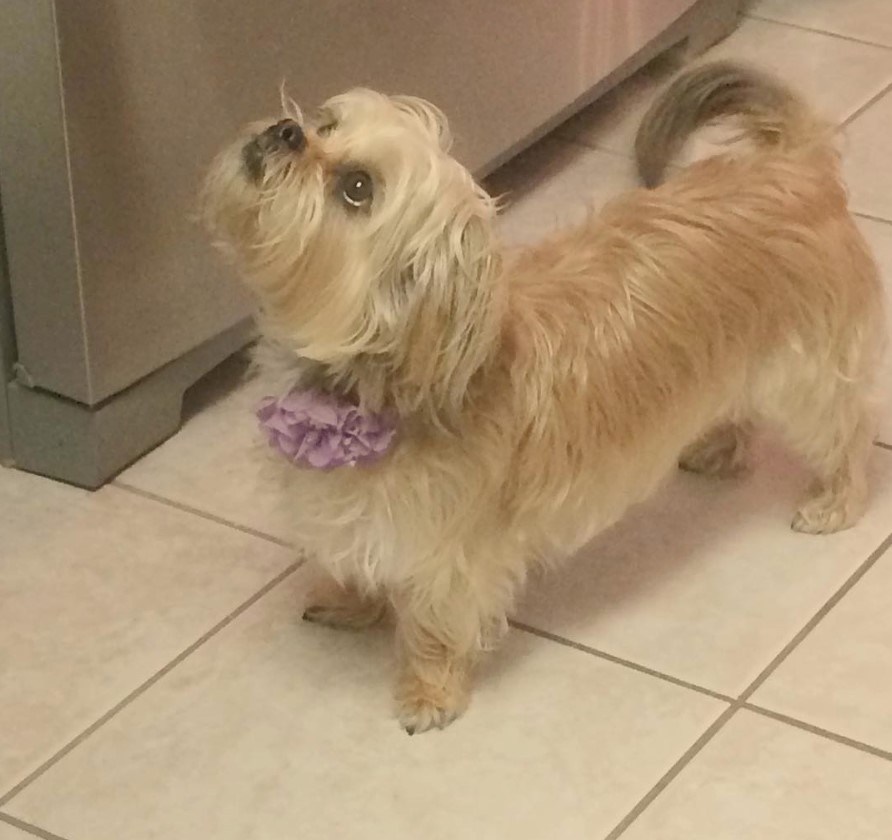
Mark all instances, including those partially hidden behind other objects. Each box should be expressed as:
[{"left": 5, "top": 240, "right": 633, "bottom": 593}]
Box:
[{"left": 203, "top": 61, "right": 885, "bottom": 732}]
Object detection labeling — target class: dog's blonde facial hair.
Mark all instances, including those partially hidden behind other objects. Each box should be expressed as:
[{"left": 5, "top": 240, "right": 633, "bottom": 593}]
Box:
[{"left": 202, "top": 89, "right": 502, "bottom": 420}]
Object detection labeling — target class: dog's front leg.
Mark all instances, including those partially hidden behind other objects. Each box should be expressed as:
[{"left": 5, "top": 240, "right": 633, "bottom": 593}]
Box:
[
  {"left": 393, "top": 590, "right": 477, "bottom": 735},
  {"left": 392, "top": 563, "right": 513, "bottom": 734}
]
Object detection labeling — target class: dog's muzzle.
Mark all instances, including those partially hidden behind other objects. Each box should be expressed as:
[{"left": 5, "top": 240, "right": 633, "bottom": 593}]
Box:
[{"left": 243, "top": 119, "right": 306, "bottom": 180}]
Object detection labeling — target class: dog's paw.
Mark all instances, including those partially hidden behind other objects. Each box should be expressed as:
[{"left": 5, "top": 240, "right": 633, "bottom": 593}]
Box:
[
  {"left": 791, "top": 495, "right": 862, "bottom": 535},
  {"left": 396, "top": 675, "right": 469, "bottom": 735},
  {"left": 397, "top": 696, "right": 466, "bottom": 735},
  {"left": 302, "top": 601, "right": 386, "bottom": 630},
  {"left": 301, "top": 581, "right": 386, "bottom": 630},
  {"left": 679, "top": 442, "right": 749, "bottom": 477},
  {"left": 679, "top": 423, "right": 751, "bottom": 478},
  {"left": 679, "top": 449, "right": 750, "bottom": 478}
]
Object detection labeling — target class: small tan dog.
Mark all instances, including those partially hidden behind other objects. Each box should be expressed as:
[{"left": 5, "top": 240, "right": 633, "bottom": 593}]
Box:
[{"left": 203, "top": 61, "right": 885, "bottom": 733}]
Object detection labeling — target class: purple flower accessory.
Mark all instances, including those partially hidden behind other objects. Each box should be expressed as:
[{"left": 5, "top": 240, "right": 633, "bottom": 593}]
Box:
[{"left": 256, "top": 389, "right": 397, "bottom": 469}]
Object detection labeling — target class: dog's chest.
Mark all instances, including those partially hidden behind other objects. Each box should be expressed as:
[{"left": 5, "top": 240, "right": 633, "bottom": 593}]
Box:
[{"left": 275, "top": 457, "right": 424, "bottom": 586}]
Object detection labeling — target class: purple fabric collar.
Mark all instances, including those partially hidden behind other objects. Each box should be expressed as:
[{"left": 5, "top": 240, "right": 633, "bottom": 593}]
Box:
[{"left": 256, "top": 389, "right": 397, "bottom": 469}]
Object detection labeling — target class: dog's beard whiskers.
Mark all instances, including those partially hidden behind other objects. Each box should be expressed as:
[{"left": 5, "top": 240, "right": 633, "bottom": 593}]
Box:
[
  {"left": 249, "top": 170, "right": 326, "bottom": 269},
  {"left": 260, "top": 256, "right": 389, "bottom": 365},
  {"left": 278, "top": 80, "right": 303, "bottom": 124}
]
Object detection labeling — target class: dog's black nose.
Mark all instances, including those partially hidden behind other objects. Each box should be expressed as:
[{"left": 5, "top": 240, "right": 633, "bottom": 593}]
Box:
[{"left": 267, "top": 119, "right": 305, "bottom": 152}]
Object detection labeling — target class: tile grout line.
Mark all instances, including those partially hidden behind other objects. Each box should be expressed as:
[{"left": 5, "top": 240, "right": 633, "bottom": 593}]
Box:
[
  {"left": 517, "top": 611, "right": 892, "bottom": 769},
  {"left": 603, "top": 705, "right": 740, "bottom": 840},
  {"left": 600, "top": 527, "right": 892, "bottom": 837},
  {"left": 516, "top": 445, "right": 891, "bottom": 706},
  {"left": 742, "top": 703, "right": 892, "bottom": 764},
  {"left": 839, "top": 79, "right": 892, "bottom": 129},
  {"left": 15, "top": 467, "right": 889, "bottom": 828},
  {"left": 736, "top": 528, "right": 892, "bottom": 703},
  {"left": 746, "top": 13, "right": 892, "bottom": 52},
  {"left": 0, "top": 559, "right": 304, "bottom": 809},
  {"left": 112, "top": 480, "right": 294, "bottom": 549},
  {"left": 602, "top": 688, "right": 892, "bottom": 840},
  {"left": 510, "top": 621, "right": 733, "bottom": 703},
  {"left": 516, "top": 450, "right": 892, "bottom": 835},
  {"left": 0, "top": 813, "right": 71, "bottom": 840},
  {"left": 854, "top": 211, "right": 892, "bottom": 227}
]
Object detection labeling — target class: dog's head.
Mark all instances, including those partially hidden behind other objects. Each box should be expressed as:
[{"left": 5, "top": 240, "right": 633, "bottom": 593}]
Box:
[{"left": 203, "top": 89, "right": 502, "bottom": 416}]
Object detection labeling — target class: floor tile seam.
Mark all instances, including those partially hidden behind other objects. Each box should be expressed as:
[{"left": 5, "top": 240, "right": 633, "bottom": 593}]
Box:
[
  {"left": 854, "top": 212, "right": 892, "bottom": 227},
  {"left": 112, "top": 480, "right": 295, "bottom": 549},
  {"left": 510, "top": 620, "right": 734, "bottom": 703},
  {"left": 521, "top": 530, "right": 892, "bottom": 837},
  {"left": 604, "top": 704, "right": 741, "bottom": 838},
  {"left": 736, "top": 528, "right": 892, "bottom": 704},
  {"left": 742, "top": 702, "right": 892, "bottom": 763},
  {"left": 0, "top": 560, "right": 303, "bottom": 808},
  {"left": 514, "top": 517, "right": 892, "bottom": 709},
  {"left": 0, "top": 812, "right": 73, "bottom": 840},
  {"left": 8, "top": 534, "right": 890, "bottom": 830},
  {"left": 746, "top": 13, "right": 892, "bottom": 52},
  {"left": 604, "top": 687, "right": 892, "bottom": 839},
  {"left": 839, "top": 79, "right": 892, "bottom": 129},
  {"left": 515, "top": 518, "right": 892, "bottom": 710}
]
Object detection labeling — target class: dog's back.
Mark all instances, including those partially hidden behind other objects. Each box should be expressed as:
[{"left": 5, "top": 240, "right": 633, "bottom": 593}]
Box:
[
  {"left": 630, "top": 62, "right": 885, "bottom": 534},
  {"left": 506, "top": 62, "right": 884, "bottom": 545}
]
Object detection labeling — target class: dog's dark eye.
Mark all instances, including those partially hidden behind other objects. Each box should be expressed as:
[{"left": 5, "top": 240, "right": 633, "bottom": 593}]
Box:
[
  {"left": 317, "top": 121, "right": 337, "bottom": 137},
  {"left": 340, "top": 170, "right": 373, "bottom": 209}
]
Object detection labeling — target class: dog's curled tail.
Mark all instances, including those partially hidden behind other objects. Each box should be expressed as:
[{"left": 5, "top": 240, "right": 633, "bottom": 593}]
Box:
[{"left": 634, "top": 60, "right": 831, "bottom": 187}]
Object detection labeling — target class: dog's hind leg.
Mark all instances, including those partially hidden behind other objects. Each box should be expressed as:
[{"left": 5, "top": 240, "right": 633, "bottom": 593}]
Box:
[
  {"left": 765, "top": 369, "right": 876, "bottom": 534},
  {"left": 680, "top": 421, "right": 753, "bottom": 477},
  {"left": 788, "top": 404, "right": 874, "bottom": 535}
]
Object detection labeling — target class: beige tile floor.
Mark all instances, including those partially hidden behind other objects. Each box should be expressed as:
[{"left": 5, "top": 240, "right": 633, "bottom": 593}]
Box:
[{"left": 3, "top": 3, "right": 892, "bottom": 839}]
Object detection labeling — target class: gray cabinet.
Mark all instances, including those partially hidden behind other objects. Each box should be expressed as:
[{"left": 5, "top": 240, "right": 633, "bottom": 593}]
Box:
[{"left": 0, "top": 0, "right": 739, "bottom": 487}]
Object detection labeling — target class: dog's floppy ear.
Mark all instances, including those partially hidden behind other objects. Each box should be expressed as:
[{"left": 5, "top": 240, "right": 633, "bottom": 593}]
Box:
[
  {"left": 391, "top": 95, "right": 453, "bottom": 151},
  {"left": 398, "top": 194, "right": 501, "bottom": 417}
]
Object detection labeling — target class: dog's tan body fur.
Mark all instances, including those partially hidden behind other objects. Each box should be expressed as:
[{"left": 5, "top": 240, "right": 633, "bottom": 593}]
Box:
[{"left": 204, "top": 63, "right": 885, "bottom": 732}]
